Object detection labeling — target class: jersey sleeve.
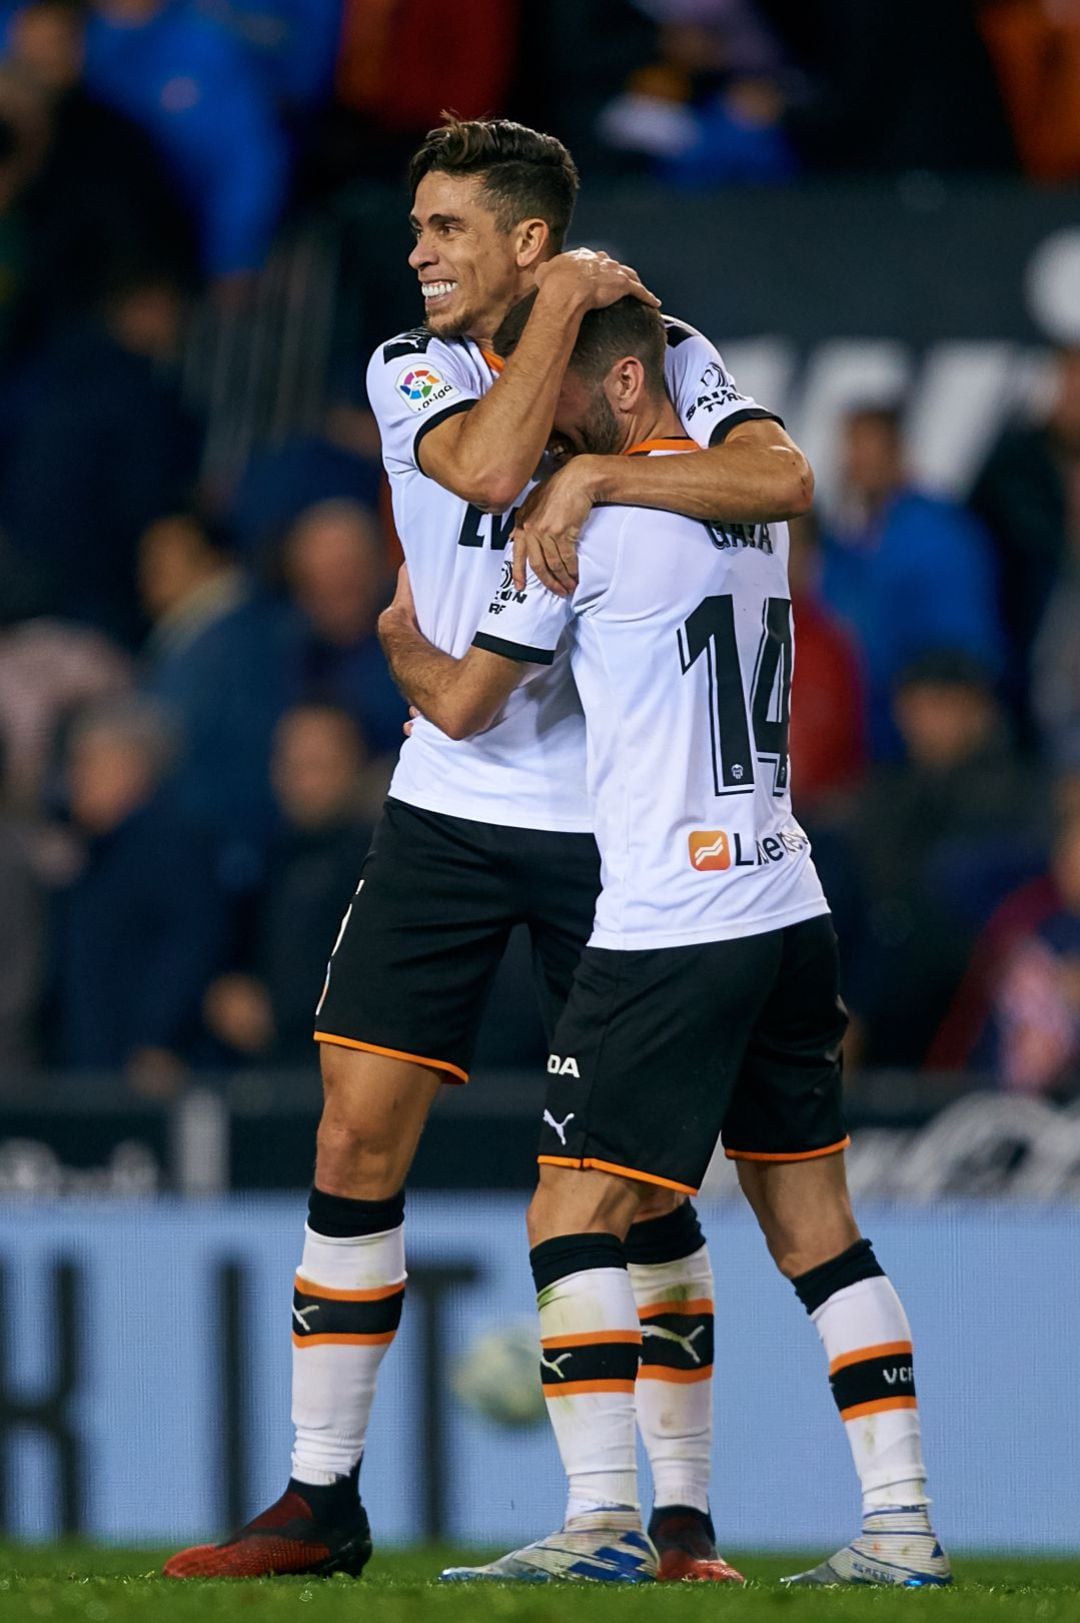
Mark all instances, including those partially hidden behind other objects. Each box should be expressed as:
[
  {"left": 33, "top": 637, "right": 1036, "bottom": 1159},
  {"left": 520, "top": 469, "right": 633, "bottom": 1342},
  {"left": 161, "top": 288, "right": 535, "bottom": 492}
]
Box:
[
  {"left": 472, "top": 562, "right": 573, "bottom": 666},
  {"left": 365, "top": 331, "right": 479, "bottom": 475},
  {"left": 662, "top": 316, "right": 783, "bottom": 450}
]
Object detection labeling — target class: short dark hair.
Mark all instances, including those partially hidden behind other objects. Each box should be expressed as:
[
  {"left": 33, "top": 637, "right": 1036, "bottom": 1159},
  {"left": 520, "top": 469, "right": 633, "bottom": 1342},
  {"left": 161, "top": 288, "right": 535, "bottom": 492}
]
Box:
[
  {"left": 493, "top": 290, "right": 667, "bottom": 396},
  {"left": 408, "top": 117, "right": 579, "bottom": 251}
]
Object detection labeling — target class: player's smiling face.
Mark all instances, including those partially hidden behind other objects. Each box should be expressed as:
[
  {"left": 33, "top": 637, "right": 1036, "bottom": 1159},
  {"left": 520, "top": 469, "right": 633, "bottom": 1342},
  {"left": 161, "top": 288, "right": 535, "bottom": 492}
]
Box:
[{"left": 409, "top": 172, "right": 539, "bottom": 342}]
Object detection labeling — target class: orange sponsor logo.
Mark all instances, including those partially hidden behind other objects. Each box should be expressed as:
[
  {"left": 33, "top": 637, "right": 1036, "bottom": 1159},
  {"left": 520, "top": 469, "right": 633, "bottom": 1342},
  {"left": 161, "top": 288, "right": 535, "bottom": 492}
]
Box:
[{"left": 688, "top": 830, "right": 731, "bottom": 871}]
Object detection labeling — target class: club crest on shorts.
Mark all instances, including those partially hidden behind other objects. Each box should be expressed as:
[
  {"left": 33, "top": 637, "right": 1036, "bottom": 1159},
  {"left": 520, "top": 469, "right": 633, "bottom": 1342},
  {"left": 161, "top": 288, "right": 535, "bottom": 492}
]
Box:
[{"left": 688, "top": 830, "right": 731, "bottom": 871}]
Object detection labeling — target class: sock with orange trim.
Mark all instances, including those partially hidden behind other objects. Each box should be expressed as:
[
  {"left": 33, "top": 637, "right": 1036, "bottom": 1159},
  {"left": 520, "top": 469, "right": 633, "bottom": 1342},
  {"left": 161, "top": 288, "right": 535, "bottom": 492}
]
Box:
[
  {"left": 625, "top": 1203, "right": 714, "bottom": 1516},
  {"left": 530, "top": 1233, "right": 641, "bottom": 1522},
  {"left": 290, "top": 1187, "right": 406, "bottom": 1489},
  {"left": 793, "top": 1239, "right": 930, "bottom": 1517}
]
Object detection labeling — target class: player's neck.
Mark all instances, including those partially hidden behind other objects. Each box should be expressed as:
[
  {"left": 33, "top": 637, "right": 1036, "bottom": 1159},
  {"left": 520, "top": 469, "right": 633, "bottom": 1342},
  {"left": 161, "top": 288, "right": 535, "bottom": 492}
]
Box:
[{"left": 617, "top": 400, "right": 685, "bottom": 455}]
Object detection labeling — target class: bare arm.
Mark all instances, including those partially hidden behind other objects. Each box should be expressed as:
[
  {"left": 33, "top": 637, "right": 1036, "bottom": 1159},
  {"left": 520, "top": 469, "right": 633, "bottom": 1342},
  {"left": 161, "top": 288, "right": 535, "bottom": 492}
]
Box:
[
  {"left": 513, "top": 419, "right": 814, "bottom": 591},
  {"left": 378, "top": 569, "right": 526, "bottom": 740},
  {"left": 418, "top": 252, "right": 660, "bottom": 512}
]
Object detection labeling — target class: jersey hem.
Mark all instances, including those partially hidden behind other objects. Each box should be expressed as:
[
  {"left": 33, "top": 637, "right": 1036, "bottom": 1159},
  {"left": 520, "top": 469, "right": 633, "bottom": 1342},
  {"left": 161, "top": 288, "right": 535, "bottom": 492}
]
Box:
[
  {"left": 588, "top": 896, "right": 829, "bottom": 951},
  {"left": 389, "top": 783, "right": 595, "bottom": 834}
]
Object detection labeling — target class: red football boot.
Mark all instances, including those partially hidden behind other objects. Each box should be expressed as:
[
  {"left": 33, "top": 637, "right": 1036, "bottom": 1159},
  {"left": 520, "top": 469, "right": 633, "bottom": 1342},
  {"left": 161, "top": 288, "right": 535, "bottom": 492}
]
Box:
[
  {"left": 163, "top": 1482, "right": 372, "bottom": 1580},
  {"left": 649, "top": 1506, "right": 746, "bottom": 1584}
]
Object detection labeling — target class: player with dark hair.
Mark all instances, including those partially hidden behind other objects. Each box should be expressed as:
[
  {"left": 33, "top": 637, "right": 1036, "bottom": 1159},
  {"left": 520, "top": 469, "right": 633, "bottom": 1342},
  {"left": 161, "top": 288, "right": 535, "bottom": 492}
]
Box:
[
  {"left": 165, "top": 117, "right": 810, "bottom": 1584},
  {"left": 386, "top": 295, "right": 950, "bottom": 1587}
]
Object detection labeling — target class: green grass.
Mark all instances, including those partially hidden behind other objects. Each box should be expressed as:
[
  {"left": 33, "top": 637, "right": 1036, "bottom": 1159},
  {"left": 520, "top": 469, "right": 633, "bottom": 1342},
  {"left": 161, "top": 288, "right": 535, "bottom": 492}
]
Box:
[{"left": 0, "top": 1547, "right": 1078, "bottom": 1622}]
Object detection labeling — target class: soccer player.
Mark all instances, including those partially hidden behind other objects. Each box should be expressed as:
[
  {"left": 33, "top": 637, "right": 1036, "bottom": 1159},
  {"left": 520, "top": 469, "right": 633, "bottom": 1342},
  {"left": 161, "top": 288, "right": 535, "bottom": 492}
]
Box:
[
  {"left": 165, "top": 118, "right": 808, "bottom": 1583},
  {"left": 389, "top": 293, "right": 951, "bottom": 1588}
]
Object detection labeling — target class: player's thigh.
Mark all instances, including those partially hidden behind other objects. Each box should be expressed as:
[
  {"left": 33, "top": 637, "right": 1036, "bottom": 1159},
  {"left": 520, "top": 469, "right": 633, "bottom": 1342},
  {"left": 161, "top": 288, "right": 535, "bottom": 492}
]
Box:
[
  {"left": 518, "top": 829, "right": 601, "bottom": 1040},
  {"left": 317, "top": 1042, "right": 444, "bottom": 1198},
  {"left": 315, "top": 799, "right": 516, "bottom": 1085},
  {"left": 537, "top": 936, "right": 779, "bottom": 1198}
]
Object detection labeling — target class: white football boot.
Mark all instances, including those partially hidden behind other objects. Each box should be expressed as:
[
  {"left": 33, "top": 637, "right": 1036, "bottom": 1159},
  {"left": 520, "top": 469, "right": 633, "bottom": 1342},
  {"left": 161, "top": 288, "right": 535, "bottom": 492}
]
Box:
[
  {"left": 782, "top": 1506, "right": 952, "bottom": 1587},
  {"left": 440, "top": 1510, "right": 658, "bottom": 1583}
]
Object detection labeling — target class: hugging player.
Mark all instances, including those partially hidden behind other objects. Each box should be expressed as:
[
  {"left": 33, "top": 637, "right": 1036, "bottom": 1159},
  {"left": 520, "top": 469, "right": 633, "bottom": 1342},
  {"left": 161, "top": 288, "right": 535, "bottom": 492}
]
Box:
[{"left": 166, "top": 116, "right": 809, "bottom": 1584}]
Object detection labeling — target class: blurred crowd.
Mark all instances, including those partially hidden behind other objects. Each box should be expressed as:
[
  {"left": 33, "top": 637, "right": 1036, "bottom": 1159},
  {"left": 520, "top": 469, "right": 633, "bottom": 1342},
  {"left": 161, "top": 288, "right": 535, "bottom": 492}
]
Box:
[{"left": 0, "top": 0, "right": 1079, "bottom": 1101}]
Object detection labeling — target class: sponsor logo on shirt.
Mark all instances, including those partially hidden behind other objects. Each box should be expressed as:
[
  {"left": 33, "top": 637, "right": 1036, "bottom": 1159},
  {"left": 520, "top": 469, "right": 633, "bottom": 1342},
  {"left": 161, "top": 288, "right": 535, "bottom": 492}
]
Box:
[
  {"left": 396, "top": 365, "right": 456, "bottom": 414},
  {"left": 688, "top": 830, "right": 732, "bottom": 871},
  {"left": 689, "top": 827, "right": 811, "bottom": 872}
]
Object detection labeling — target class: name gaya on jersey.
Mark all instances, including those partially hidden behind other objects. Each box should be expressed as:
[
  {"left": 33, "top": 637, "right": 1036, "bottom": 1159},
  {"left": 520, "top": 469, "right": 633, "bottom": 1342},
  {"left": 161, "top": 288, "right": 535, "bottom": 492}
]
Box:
[
  {"left": 366, "top": 318, "right": 779, "bottom": 835},
  {"left": 471, "top": 474, "right": 829, "bottom": 950}
]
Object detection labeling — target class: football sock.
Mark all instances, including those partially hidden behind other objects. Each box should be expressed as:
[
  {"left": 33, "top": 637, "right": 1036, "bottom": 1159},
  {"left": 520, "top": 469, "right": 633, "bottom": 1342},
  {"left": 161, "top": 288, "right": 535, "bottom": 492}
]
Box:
[
  {"left": 530, "top": 1233, "right": 641, "bottom": 1522},
  {"left": 625, "top": 1203, "right": 714, "bottom": 1516},
  {"left": 792, "top": 1239, "right": 930, "bottom": 1518},
  {"left": 290, "top": 1186, "right": 406, "bottom": 1489}
]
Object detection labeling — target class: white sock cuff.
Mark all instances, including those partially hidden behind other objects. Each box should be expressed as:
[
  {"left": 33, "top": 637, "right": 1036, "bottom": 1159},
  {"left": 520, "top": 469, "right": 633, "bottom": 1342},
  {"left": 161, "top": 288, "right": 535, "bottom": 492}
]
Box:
[
  {"left": 627, "top": 1243, "right": 713, "bottom": 1306},
  {"left": 299, "top": 1222, "right": 406, "bottom": 1291}
]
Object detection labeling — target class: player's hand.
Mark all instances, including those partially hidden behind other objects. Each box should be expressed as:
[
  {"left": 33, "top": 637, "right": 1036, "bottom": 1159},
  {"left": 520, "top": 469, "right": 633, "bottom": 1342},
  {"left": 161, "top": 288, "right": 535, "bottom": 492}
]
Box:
[
  {"left": 511, "top": 458, "right": 600, "bottom": 595},
  {"left": 535, "top": 248, "right": 660, "bottom": 313},
  {"left": 404, "top": 705, "right": 420, "bottom": 737}
]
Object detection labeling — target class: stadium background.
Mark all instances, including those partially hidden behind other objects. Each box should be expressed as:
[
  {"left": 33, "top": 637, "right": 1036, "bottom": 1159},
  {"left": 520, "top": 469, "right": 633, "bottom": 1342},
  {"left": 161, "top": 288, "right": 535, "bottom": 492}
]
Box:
[{"left": 0, "top": 0, "right": 1078, "bottom": 1566}]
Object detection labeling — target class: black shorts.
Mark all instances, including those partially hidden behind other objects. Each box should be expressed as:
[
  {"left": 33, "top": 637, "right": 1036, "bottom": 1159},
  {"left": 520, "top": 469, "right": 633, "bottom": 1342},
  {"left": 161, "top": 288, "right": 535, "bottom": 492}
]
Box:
[
  {"left": 315, "top": 798, "right": 600, "bottom": 1082},
  {"left": 538, "top": 914, "right": 849, "bottom": 1195}
]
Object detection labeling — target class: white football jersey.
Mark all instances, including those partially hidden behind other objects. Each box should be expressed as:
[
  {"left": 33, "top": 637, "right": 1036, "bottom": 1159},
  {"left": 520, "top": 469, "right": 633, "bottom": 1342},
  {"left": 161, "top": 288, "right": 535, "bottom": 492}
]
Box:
[
  {"left": 367, "top": 316, "right": 777, "bottom": 832},
  {"left": 473, "top": 444, "right": 829, "bottom": 948}
]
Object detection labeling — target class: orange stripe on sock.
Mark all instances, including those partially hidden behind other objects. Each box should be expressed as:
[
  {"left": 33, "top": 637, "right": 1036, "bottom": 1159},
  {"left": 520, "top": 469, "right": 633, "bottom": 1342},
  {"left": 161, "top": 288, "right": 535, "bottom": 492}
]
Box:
[
  {"left": 542, "top": 1330, "right": 642, "bottom": 1350},
  {"left": 295, "top": 1275, "right": 404, "bottom": 1303},
  {"left": 292, "top": 1331, "right": 397, "bottom": 1348},
  {"left": 829, "top": 1340, "right": 913, "bottom": 1376},
  {"left": 839, "top": 1396, "right": 918, "bottom": 1422},
  {"left": 724, "top": 1136, "right": 850, "bottom": 1163},
  {"left": 637, "top": 1365, "right": 713, "bottom": 1384},
  {"left": 543, "top": 1379, "right": 636, "bottom": 1398},
  {"left": 313, "top": 1032, "right": 469, "bottom": 1084},
  {"left": 638, "top": 1298, "right": 713, "bottom": 1320}
]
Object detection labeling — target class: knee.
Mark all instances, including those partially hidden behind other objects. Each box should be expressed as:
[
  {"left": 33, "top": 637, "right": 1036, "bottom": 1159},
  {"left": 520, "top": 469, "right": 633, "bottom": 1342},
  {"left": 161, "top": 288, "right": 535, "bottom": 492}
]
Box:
[
  {"left": 632, "top": 1187, "right": 684, "bottom": 1225},
  {"left": 526, "top": 1166, "right": 642, "bottom": 1248}
]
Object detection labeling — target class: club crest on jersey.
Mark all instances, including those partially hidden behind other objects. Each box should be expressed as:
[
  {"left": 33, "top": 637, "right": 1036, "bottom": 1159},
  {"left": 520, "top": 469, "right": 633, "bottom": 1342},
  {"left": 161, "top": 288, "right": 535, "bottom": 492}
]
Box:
[
  {"left": 688, "top": 830, "right": 732, "bottom": 871},
  {"left": 395, "top": 364, "right": 455, "bottom": 414}
]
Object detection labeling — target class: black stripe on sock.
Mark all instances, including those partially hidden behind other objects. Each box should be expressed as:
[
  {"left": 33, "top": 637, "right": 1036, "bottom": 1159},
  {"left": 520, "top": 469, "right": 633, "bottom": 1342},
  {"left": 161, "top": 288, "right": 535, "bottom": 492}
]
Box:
[
  {"left": 624, "top": 1201, "right": 705, "bottom": 1266},
  {"left": 292, "top": 1281, "right": 404, "bottom": 1340},
  {"left": 831, "top": 1353, "right": 916, "bottom": 1416},
  {"left": 540, "top": 1339, "right": 640, "bottom": 1388},
  {"left": 638, "top": 1309, "right": 714, "bottom": 1374},
  {"left": 791, "top": 1239, "right": 884, "bottom": 1316},
  {"left": 530, "top": 1232, "right": 625, "bottom": 1294},
  {"left": 307, "top": 1186, "right": 405, "bottom": 1238}
]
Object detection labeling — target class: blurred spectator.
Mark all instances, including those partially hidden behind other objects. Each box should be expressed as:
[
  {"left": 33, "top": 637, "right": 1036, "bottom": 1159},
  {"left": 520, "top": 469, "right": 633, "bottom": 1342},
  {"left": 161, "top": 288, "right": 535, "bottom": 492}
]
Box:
[
  {"left": 0, "top": 735, "right": 46, "bottom": 1073},
  {"left": 968, "top": 811, "right": 1080, "bottom": 1094},
  {"left": 282, "top": 498, "right": 407, "bottom": 759},
  {"left": 599, "top": 0, "right": 798, "bottom": 185},
  {"left": 971, "top": 347, "right": 1080, "bottom": 725},
  {"left": 762, "top": 0, "right": 1016, "bottom": 173},
  {"left": 50, "top": 697, "right": 226, "bottom": 1090},
  {"left": 820, "top": 404, "right": 1003, "bottom": 759},
  {"left": 979, "top": 0, "right": 1080, "bottom": 182},
  {"left": 204, "top": 703, "right": 371, "bottom": 1064},
  {"left": 83, "top": 0, "right": 287, "bottom": 279},
  {"left": 229, "top": 405, "right": 382, "bottom": 564},
  {"left": 0, "top": 62, "right": 49, "bottom": 351},
  {"left": 787, "top": 514, "right": 865, "bottom": 814},
  {"left": 1031, "top": 460, "right": 1080, "bottom": 772},
  {"left": 138, "top": 510, "right": 289, "bottom": 878},
  {"left": 0, "top": 270, "right": 201, "bottom": 647},
  {"left": 4, "top": 0, "right": 197, "bottom": 348},
  {"left": 198, "top": 0, "right": 340, "bottom": 116},
  {"left": 0, "top": 615, "right": 131, "bottom": 808},
  {"left": 848, "top": 652, "right": 1049, "bottom": 1068}
]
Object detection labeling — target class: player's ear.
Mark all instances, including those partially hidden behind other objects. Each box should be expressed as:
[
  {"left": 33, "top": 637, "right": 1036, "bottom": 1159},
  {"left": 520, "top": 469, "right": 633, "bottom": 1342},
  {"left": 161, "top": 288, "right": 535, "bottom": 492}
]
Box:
[
  {"left": 515, "top": 217, "right": 550, "bottom": 269},
  {"left": 607, "top": 355, "right": 646, "bottom": 413}
]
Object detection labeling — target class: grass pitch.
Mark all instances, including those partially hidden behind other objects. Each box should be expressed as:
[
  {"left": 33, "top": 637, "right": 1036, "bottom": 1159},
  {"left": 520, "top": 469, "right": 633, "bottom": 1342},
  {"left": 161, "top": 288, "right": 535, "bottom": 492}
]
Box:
[{"left": 0, "top": 1546, "right": 1078, "bottom": 1622}]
